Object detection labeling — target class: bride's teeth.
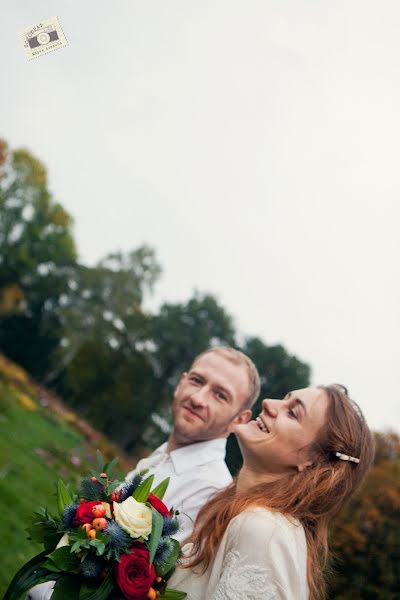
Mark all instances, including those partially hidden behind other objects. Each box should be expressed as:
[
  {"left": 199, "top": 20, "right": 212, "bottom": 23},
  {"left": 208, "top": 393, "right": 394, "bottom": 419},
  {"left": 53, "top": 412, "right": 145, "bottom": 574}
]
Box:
[{"left": 256, "top": 417, "right": 267, "bottom": 433}]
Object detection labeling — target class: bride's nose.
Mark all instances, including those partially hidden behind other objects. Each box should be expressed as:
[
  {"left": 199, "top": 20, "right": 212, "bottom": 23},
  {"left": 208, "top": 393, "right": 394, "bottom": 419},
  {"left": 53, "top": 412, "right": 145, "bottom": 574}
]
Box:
[{"left": 262, "top": 398, "right": 280, "bottom": 418}]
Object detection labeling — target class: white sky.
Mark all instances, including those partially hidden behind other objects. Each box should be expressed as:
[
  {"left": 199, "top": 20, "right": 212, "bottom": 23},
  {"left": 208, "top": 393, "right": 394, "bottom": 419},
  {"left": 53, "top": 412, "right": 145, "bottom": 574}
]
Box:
[{"left": 2, "top": 1, "right": 399, "bottom": 432}]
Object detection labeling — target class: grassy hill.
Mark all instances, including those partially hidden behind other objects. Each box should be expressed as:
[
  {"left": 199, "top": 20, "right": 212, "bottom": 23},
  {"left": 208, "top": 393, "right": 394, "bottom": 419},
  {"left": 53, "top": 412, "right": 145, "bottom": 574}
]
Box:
[{"left": 0, "top": 355, "right": 135, "bottom": 597}]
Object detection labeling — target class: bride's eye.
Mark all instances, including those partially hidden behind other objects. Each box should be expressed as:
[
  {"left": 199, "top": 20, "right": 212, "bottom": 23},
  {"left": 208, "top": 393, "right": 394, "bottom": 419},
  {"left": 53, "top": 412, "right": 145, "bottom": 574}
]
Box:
[{"left": 287, "top": 407, "right": 298, "bottom": 419}]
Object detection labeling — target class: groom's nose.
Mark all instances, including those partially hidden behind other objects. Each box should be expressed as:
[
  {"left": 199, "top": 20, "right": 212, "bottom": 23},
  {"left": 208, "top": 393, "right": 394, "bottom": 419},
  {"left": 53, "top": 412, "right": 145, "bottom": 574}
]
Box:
[{"left": 189, "top": 386, "right": 209, "bottom": 407}]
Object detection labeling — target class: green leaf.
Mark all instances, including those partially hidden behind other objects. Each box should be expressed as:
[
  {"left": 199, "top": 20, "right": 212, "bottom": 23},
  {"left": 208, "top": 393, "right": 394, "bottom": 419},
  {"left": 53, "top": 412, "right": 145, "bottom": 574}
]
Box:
[
  {"left": 148, "top": 507, "right": 164, "bottom": 564},
  {"left": 104, "top": 456, "right": 119, "bottom": 479},
  {"left": 89, "top": 539, "right": 106, "bottom": 556},
  {"left": 79, "top": 573, "right": 114, "bottom": 600},
  {"left": 3, "top": 550, "right": 61, "bottom": 600},
  {"left": 156, "top": 539, "right": 181, "bottom": 577},
  {"left": 151, "top": 477, "right": 170, "bottom": 500},
  {"left": 132, "top": 474, "right": 154, "bottom": 503},
  {"left": 57, "top": 480, "right": 73, "bottom": 515},
  {"left": 44, "top": 546, "right": 80, "bottom": 572},
  {"left": 52, "top": 575, "right": 80, "bottom": 600},
  {"left": 159, "top": 589, "right": 187, "bottom": 599},
  {"left": 26, "top": 509, "right": 61, "bottom": 550},
  {"left": 96, "top": 450, "right": 104, "bottom": 473},
  {"left": 90, "top": 470, "right": 107, "bottom": 486}
]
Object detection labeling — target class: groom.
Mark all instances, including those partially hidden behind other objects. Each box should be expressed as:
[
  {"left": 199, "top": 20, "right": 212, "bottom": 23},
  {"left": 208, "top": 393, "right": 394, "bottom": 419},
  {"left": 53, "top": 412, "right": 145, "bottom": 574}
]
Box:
[
  {"left": 28, "top": 346, "right": 260, "bottom": 599},
  {"left": 125, "top": 346, "right": 260, "bottom": 542}
]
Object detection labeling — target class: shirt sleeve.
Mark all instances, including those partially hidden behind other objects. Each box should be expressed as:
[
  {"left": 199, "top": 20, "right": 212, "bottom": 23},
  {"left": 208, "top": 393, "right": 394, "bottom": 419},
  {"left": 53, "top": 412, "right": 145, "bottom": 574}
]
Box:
[{"left": 211, "top": 511, "right": 305, "bottom": 600}]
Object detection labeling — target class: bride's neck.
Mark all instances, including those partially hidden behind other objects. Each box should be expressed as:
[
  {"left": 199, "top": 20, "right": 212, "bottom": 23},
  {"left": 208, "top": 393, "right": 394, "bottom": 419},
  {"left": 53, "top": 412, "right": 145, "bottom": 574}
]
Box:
[{"left": 236, "top": 464, "right": 283, "bottom": 494}]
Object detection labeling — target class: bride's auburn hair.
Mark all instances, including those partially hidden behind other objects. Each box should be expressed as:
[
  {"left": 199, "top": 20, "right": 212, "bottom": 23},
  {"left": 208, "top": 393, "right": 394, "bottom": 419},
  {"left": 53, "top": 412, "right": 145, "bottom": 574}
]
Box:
[{"left": 184, "top": 384, "right": 375, "bottom": 600}]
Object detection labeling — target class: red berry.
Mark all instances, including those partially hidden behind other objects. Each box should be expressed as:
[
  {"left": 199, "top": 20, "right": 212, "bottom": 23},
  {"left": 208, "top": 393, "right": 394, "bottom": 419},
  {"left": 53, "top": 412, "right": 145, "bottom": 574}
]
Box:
[
  {"left": 92, "top": 517, "right": 108, "bottom": 531},
  {"left": 92, "top": 504, "right": 106, "bottom": 518}
]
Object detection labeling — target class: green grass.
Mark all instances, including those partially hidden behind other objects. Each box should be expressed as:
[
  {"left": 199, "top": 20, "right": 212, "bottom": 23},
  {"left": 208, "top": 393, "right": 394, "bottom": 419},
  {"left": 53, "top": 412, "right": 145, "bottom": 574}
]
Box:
[{"left": 0, "top": 387, "right": 99, "bottom": 596}]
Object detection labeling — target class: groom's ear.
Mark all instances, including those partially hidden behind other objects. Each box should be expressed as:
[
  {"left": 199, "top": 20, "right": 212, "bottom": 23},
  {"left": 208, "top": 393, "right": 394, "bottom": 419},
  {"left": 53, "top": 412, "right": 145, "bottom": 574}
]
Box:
[{"left": 228, "top": 408, "right": 252, "bottom": 431}]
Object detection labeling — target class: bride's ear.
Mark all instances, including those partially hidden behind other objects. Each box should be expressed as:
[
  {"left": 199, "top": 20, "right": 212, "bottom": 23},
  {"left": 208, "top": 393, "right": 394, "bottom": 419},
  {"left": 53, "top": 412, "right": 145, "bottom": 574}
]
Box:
[{"left": 296, "top": 460, "right": 313, "bottom": 472}]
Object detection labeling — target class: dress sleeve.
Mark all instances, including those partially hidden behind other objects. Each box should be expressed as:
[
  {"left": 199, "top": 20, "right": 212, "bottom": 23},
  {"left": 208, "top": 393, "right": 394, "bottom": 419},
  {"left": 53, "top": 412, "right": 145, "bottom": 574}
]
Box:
[{"left": 210, "top": 510, "right": 305, "bottom": 600}]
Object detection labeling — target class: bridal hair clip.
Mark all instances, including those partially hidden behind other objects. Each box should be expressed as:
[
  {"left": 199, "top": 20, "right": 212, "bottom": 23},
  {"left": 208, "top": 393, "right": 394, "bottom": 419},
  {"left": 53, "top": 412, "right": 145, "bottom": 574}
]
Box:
[{"left": 335, "top": 451, "right": 360, "bottom": 464}]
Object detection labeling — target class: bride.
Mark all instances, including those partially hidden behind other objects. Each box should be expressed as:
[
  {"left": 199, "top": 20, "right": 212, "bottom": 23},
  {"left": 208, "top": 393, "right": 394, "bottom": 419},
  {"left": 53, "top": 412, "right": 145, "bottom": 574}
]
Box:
[{"left": 169, "top": 384, "right": 374, "bottom": 599}]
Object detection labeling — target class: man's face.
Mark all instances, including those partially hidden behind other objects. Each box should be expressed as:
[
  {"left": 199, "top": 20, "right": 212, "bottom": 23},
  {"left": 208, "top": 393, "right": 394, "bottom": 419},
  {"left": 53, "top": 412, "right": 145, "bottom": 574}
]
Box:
[{"left": 171, "top": 352, "right": 252, "bottom": 446}]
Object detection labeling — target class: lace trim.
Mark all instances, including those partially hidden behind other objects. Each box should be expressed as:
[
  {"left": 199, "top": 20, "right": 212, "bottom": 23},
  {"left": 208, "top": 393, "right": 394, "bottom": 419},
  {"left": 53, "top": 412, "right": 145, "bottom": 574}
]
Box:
[{"left": 211, "top": 550, "right": 278, "bottom": 600}]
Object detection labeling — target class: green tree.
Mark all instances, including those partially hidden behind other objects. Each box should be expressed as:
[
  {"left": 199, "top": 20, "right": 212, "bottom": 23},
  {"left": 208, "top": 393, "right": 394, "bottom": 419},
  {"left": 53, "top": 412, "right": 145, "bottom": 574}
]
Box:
[
  {"left": 328, "top": 432, "right": 400, "bottom": 599},
  {"left": 0, "top": 140, "right": 77, "bottom": 377}
]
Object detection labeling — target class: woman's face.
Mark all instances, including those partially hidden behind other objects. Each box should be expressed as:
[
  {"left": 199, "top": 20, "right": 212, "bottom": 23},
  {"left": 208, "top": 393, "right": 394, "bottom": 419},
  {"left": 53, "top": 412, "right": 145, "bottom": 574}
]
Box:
[{"left": 233, "top": 387, "right": 329, "bottom": 475}]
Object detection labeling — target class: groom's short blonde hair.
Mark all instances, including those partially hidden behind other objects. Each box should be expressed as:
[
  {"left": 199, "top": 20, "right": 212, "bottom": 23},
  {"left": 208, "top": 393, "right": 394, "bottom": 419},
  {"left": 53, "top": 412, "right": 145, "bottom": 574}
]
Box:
[{"left": 190, "top": 346, "right": 261, "bottom": 409}]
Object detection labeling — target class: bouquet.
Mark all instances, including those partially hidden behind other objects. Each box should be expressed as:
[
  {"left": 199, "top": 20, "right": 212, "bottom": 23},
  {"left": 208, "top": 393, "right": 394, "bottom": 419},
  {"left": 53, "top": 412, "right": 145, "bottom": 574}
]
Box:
[{"left": 4, "top": 453, "right": 186, "bottom": 600}]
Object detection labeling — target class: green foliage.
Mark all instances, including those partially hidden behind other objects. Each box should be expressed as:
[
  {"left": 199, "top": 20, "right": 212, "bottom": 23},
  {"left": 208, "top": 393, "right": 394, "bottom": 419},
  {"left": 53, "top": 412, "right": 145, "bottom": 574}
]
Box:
[
  {"left": 43, "top": 546, "right": 80, "bottom": 573},
  {"left": 3, "top": 550, "right": 62, "bottom": 600},
  {"left": 151, "top": 477, "right": 170, "bottom": 500},
  {"left": 148, "top": 507, "right": 164, "bottom": 564},
  {"left": 328, "top": 432, "right": 400, "bottom": 599},
  {"left": 0, "top": 395, "right": 94, "bottom": 597},
  {"left": 132, "top": 474, "right": 154, "bottom": 502},
  {"left": 26, "top": 507, "right": 63, "bottom": 550},
  {"left": 56, "top": 480, "right": 73, "bottom": 515}
]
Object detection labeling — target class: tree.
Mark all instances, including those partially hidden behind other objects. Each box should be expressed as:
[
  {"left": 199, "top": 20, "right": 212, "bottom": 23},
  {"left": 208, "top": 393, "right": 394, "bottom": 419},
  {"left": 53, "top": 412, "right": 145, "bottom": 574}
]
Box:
[
  {"left": 0, "top": 139, "right": 77, "bottom": 377},
  {"left": 328, "top": 432, "right": 400, "bottom": 599}
]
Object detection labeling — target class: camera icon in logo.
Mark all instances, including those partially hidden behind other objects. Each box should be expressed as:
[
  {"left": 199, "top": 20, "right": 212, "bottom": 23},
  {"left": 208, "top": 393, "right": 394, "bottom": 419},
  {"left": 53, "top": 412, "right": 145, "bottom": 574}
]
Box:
[{"left": 28, "top": 25, "right": 59, "bottom": 48}]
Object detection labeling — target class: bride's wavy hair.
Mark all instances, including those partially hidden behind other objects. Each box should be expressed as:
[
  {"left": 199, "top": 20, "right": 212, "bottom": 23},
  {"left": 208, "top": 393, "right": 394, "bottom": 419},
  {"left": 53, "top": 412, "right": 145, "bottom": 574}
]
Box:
[{"left": 184, "top": 384, "right": 375, "bottom": 600}]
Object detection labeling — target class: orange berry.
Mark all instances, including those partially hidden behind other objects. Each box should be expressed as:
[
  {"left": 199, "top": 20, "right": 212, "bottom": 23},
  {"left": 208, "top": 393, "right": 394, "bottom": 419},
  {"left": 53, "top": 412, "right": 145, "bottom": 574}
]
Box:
[
  {"left": 92, "top": 517, "right": 108, "bottom": 531},
  {"left": 156, "top": 577, "right": 162, "bottom": 582},
  {"left": 92, "top": 504, "right": 106, "bottom": 518},
  {"left": 88, "top": 528, "right": 97, "bottom": 540},
  {"left": 147, "top": 588, "right": 157, "bottom": 600},
  {"left": 91, "top": 476, "right": 97, "bottom": 482},
  {"left": 82, "top": 523, "right": 92, "bottom": 534},
  {"left": 100, "top": 472, "right": 107, "bottom": 478}
]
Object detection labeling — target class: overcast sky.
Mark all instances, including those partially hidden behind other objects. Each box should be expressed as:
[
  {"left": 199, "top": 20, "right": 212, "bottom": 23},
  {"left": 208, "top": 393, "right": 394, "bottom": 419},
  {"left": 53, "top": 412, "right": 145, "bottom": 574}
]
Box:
[{"left": 2, "top": 1, "right": 399, "bottom": 432}]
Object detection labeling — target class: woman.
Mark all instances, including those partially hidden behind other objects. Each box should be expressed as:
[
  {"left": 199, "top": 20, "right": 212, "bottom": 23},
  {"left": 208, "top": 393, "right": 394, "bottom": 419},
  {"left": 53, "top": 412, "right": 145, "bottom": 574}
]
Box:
[{"left": 169, "top": 384, "right": 375, "bottom": 599}]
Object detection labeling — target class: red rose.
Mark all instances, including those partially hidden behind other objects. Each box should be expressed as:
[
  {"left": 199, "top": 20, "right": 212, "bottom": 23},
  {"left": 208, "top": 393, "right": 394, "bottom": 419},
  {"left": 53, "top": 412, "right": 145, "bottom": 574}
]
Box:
[
  {"left": 71, "top": 501, "right": 99, "bottom": 526},
  {"left": 116, "top": 543, "right": 156, "bottom": 600},
  {"left": 147, "top": 493, "right": 170, "bottom": 517}
]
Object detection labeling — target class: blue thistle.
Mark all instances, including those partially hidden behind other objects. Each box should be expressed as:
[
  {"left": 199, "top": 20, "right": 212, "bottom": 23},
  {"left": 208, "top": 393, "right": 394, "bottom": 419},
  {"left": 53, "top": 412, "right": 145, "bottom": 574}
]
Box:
[
  {"left": 155, "top": 537, "right": 174, "bottom": 564},
  {"left": 118, "top": 473, "right": 143, "bottom": 501},
  {"left": 103, "top": 521, "right": 132, "bottom": 560},
  {"left": 79, "top": 477, "right": 104, "bottom": 501},
  {"left": 162, "top": 516, "right": 180, "bottom": 537},
  {"left": 62, "top": 503, "right": 78, "bottom": 528},
  {"left": 79, "top": 554, "right": 102, "bottom": 579}
]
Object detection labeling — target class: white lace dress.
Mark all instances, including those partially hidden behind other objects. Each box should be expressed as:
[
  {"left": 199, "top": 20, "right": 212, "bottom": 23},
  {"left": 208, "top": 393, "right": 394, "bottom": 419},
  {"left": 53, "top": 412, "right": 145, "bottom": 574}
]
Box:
[{"left": 169, "top": 507, "right": 309, "bottom": 600}]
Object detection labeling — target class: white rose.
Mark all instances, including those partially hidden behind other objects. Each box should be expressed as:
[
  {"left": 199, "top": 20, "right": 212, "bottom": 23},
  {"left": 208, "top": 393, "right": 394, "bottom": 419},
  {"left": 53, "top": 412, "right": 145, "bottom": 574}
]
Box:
[{"left": 113, "top": 497, "right": 152, "bottom": 539}]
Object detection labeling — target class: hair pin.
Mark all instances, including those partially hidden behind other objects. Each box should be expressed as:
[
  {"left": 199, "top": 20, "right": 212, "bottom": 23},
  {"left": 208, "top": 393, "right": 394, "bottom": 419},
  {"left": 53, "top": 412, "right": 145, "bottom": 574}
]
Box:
[{"left": 335, "top": 451, "right": 360, "bottom": 464}]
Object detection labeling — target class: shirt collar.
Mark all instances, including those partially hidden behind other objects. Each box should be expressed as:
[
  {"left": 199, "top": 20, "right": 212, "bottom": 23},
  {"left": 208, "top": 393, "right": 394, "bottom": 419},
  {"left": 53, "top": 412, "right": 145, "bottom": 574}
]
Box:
[{"left": 154, "top": 438, "right": 228, "bottom": 475}]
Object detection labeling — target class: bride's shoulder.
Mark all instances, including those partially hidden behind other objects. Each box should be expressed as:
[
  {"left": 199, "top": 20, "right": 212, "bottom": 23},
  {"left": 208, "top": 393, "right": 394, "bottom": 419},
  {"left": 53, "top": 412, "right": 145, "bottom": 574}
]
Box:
[{"left": 226, "top": 507, "right": 305, "bottom": 548}]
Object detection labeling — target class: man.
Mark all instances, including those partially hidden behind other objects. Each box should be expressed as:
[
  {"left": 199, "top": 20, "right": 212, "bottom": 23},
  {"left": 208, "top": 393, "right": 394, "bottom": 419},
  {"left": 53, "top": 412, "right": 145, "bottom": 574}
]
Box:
[
  {"left": 125, "top": 346, "right": 261, "bottom": 542},
  {"left": 28, "top": 346, "right": 260, "bottom": 599}
]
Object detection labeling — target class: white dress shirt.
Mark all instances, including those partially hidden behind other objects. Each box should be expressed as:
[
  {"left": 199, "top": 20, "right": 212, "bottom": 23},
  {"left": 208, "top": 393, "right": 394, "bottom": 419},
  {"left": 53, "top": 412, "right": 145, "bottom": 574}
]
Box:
[{"left": 126, "top": 437, "right": 233, "bottom": 543}]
